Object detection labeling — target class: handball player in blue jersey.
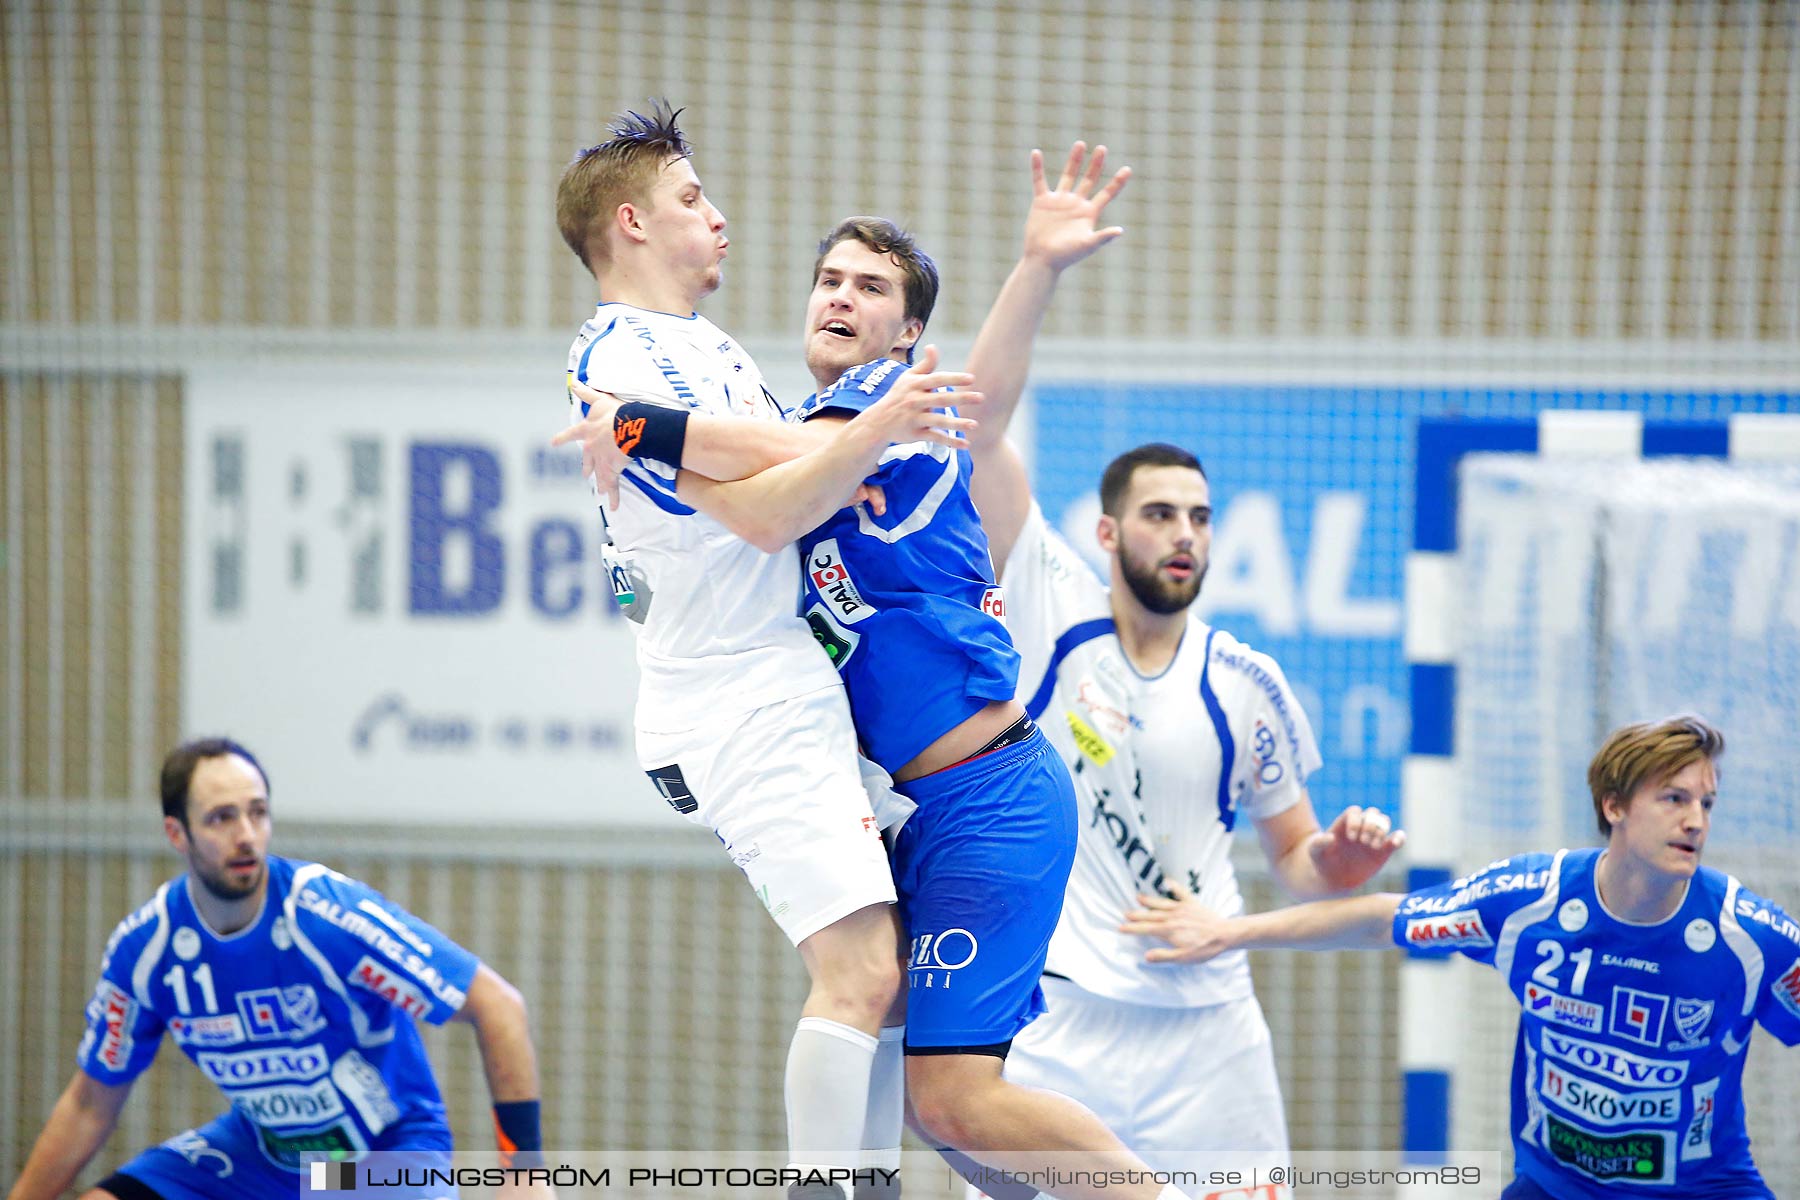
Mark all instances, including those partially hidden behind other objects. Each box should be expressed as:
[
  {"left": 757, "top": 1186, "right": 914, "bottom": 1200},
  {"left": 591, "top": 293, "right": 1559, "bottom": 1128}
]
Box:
[
  {"left": 563, "top": 150, "right": 1202, "bottom": 1200},
  {"left": 6, "top": 738, "right": 548, "bottom": 1200},
  {"left": 1125, "top": 714, "right": 1800, "bottom": 1200}
]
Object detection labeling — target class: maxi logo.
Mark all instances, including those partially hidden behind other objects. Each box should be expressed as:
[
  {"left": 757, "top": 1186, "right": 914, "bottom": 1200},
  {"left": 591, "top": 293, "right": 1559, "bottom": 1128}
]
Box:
[
  {"left": 1523, "top": 982, "right": 1604, "bottom": 1033},
  {"left": 807, "top": 540, "right": 874, "bottom": 626},
  {"left": 93, "top": 982, "right": 137, "bottom": 1072},
  {"left": 349, "top": 955, "right": 432, "bottom": 1019},
  {"left": 1608, "top": 988, "right": 1670, "bottom": 1048},
  {"left": 1541, "top": 1112, "right": 1673, "bottom": 1185},
  {"left": 1404, "top": 909, "right": 1493, "bottom": 950},
  {"left": 908, "top": 928, "right": 978, "bottom": 990},
  {"left": 1539, "top": 1060, "right": 1681, "bottom": 1128},
  {"left": 1540, "top": 1030, "right": 1688, "bottom": 1087},
  {"left": 198, "top": 1043, "right": 330, "bottom": 1086},
  {"left": 237, "top": 985, "right": 326, "bottom": 1041},
  {"left": 232, "top": 1078, "right": 346, "bottom": 1129}
]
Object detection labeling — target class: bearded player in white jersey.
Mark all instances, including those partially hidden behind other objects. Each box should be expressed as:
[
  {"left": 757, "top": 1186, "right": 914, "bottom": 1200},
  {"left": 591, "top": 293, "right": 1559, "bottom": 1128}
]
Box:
[
  {"left": 552, "top": 101, "right": 978, "bottom": 1198},
  {"left": 957, "top": 149, "right": 1408, "bottom": 1196}
]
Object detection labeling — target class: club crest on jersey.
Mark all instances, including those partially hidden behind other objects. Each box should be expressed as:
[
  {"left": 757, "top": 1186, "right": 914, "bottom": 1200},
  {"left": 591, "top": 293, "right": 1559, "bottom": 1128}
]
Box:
[
  {"left": 807, "top": 540, "right": 874, "bottom": 625},
  {"left": 1670, "top": 998, "right": 1713, "bottom": 1047},
  {"left": 1523, "top": 982, "right": 1604, "bottom": 1033},
  {"left": 1771, "top": 961, "right": 1800, "bottom": 1020},
  {"left": 1404, "top": 909, "right": 1493, "bottom": 949}
]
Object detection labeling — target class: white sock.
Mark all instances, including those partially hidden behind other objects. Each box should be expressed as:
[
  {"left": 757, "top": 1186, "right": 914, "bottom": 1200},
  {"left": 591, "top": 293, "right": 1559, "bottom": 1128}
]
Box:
[
  {"left": 860, "top": 1025, "right": 906, "bottom": 1168},
  {"left": 786, "top": 1016, "right": 879, "bottom": 1171}
]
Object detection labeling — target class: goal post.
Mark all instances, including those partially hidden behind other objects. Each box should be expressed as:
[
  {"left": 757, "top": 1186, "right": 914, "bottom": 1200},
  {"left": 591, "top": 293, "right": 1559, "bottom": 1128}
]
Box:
[{"left": 1403, "top": 411, "right": 1800, "bottom": 1176}]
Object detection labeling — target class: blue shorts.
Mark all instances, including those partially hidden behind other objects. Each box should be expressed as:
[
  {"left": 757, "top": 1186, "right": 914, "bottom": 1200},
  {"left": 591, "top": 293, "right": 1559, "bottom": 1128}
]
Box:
[
  {"left": 110, "top": 1107, "right": 456, "bottom": 1199},
  {"left": 890, "top": 728, "right": 1077, "bottom": 1051}
]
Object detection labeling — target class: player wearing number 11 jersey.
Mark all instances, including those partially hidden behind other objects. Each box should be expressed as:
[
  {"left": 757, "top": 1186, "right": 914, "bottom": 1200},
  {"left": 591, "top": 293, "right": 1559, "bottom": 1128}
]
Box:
[{"left": 6, "top": 738, "right": 544, "bottom": 1200}]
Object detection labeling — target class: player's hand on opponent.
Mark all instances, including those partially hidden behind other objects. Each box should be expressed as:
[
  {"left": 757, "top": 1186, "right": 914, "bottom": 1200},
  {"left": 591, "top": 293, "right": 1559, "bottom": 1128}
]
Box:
[
  {"left": 852, "top": 345, "right": 981, "bottom": 449},
  {"left": 1021, "top": 141, "right": 1131, "bottom": 273},
  {"left": 1310, "top": 805, "right": 1407, "bottom": 889},
  {"left": 1119, "top": 880, "right": 1236, "bottom": 965},
  {"left": 553, "top": 377, "right": 633, "bottom": 509}
]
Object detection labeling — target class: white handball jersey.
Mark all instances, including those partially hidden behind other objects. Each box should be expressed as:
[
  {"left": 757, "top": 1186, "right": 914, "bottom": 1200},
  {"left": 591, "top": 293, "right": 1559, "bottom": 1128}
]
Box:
[
  {"left": 1003, "top": 502, "right": 1323, "bottom": 1008},
  {"left": 567, "top": 304, "right": 839, "bottom": 734}
]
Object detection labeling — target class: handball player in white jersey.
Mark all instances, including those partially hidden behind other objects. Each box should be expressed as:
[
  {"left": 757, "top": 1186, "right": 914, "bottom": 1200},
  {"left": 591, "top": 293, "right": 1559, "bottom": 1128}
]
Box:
[
  {"left": 958, "top": 149, "right": 1407, "bottom": 1192},
  {"left": 551, "top": 101, "right": 977, "bottom": 1195}
]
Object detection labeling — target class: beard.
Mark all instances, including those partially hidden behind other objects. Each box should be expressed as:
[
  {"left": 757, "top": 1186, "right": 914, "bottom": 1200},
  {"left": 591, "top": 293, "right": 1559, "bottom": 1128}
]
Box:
[
  {"left": 192, "top": 856, "right": 264, "bottom": 902},
  {"left": 1118, "top": 547, "right": 1205, "bottom": 616}
]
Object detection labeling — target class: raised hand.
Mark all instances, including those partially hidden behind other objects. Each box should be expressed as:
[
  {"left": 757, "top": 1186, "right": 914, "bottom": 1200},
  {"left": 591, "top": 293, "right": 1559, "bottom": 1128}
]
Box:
[
  {"left": 1311, "top": 805, "right": 1407, "bottom": 890},
  {"left": 1022, "top": 141, "right": 1132, "bottom": 272}
]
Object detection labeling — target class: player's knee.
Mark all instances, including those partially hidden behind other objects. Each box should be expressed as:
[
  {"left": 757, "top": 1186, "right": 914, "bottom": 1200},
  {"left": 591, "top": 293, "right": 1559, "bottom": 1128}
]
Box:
[
  {"left": 906, "top": 1074, "right": 989, "bottom": 1150},
  {"left": 814, "top": 952, "right": 901, "bottom": 1023}
]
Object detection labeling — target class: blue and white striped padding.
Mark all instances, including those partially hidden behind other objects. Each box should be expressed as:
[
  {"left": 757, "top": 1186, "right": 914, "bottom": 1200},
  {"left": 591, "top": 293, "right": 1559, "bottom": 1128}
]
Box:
[{"left": 1400, "top": 409, "right": 1800, "bottom": 1161}]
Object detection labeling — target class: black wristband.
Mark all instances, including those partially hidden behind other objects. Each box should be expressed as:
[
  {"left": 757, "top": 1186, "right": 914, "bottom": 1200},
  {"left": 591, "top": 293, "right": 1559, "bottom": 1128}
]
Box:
[{"left": 613, "top": 401, "right": 689, "bottom": 466}]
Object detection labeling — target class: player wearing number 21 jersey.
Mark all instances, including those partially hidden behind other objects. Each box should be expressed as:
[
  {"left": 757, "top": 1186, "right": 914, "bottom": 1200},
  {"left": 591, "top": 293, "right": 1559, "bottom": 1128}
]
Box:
[{"left": 1136, "top": 715, "right": 1800, "bottom": 1200}]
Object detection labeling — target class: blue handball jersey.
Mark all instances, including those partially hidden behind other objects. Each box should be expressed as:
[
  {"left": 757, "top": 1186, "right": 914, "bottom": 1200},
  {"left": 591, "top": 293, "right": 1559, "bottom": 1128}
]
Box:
[
  {"left": 77, "top": 856, "right": 480, "bottom": 1171},
  {"left": 791, "top": 358, "right": 1020, "bottom": 773},
  {"left": 1394, "top": 848, "right": 1800, "bottom": 1199}
]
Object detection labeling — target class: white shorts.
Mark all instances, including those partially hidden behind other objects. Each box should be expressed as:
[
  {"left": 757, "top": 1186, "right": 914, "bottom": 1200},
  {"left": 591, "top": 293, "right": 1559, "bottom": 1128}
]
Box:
[
  {"left": 996, "top": 977, "right": 1290, "bottom": 1193},
  {"left": 636, "top": 685, "right": 897, "bottom": 945}
]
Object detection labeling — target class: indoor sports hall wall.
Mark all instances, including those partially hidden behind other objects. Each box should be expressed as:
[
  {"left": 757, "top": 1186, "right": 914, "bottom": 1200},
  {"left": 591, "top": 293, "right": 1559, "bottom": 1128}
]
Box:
[{"left": 4, "top": 1, "right": 1798, "bottom": 1194}]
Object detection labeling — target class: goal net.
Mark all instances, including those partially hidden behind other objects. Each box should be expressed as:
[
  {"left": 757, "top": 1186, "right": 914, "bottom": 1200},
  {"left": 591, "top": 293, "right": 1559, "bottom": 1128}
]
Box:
[{"left": 1454, "top": 453, "right": 1800, "bottom": 1181}]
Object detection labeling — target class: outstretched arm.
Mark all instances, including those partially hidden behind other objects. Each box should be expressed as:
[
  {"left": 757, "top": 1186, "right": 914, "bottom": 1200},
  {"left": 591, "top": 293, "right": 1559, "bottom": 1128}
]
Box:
[
  {"left": 965, "top": 142, "right": 1130, "bottom": 568},
  {"left": 1120, "top": 884, "right": 1401, "bottom": 965},
  {"left": 677, "top": 347, "right": 980, "bottom": 552},
  {"left": 7, "top": 1072, "right": 134, "bottom": 1200}
]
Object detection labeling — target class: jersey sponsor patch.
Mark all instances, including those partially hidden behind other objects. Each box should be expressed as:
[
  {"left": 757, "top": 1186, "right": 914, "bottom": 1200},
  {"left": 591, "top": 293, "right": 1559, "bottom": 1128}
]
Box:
[
  {"left": 91, "top": 982, "right": 138, "bottom": 1072},
  {"left": 254, "top": 1117, "right": 366, "bottom": 1172},
  {"left": 1523, "top": 982, "right": 1604, "bottom": 1033},
  {"left": 807, "top": 539, "right": 874, "bottom": 625},
  {"left": 198, "top": 1043, "right": 330, "bottom": 1086},
  {"left": 1539, "top": 1060, "right": 1681, "bottom": 1128},
  {"left": 1541, "top": 1112, "right": 1674, "bottom": 1185},
  {"left": 1064, "top": 710, "right": 1115, "bottom": 766},
  {"left": 804, "top": 604, "right": 861, "bottom": 668},
  {"left": 169, "top": 1012, "right": 248, "bottom": 1047},
  {"left": 1540, "top": 1029, "right": 1688, "bottom": 1087},
  {"left": 1771, "top": 961, "right": 1800, "bottom": 1020},
  {"left": 237, "top": 985, "right": 326, "bottom": 1041},
  {"left": 1681, "top": 1077, "right": 1719, "bottom": 1161},
  {"left": 980, "top": 587, "right": 1005, "bottom": 619},
  {"left": 232, "top": 1078, "right": 346, "bottom": 1129},
  {"left": 348, "top": 955, "right": 432, "bottom": 1019},
  {"left": 1608, "top": 988, "right": 1670, "bottom": 1047},
  {"left": 332, "top": 1049, "right": 401, "bottom": 1135},
  {"left": 1403, "top": 909, "right": 1493, "bottom": 950}
]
